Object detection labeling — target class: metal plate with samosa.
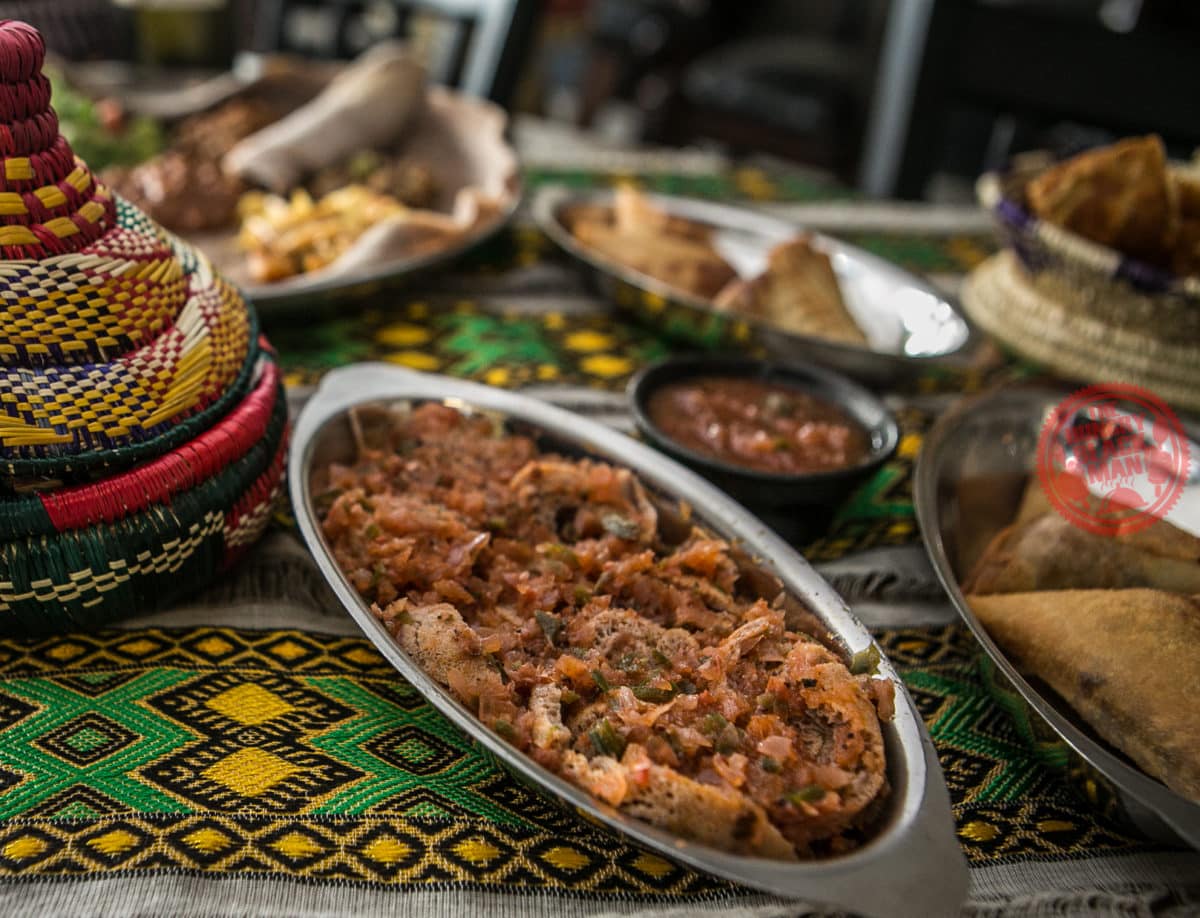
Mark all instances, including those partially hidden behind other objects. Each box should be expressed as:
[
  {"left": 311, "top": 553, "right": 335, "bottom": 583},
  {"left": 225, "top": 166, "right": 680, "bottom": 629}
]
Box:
[
  {"left": 289, "top": 364, "right": 965, "bottom": 917},
  {"left": 534, "top": 187, "right": 973, "bottom": 385},
  {"left": 914, "top": 387, "right": 1200, "bottom": 849}
]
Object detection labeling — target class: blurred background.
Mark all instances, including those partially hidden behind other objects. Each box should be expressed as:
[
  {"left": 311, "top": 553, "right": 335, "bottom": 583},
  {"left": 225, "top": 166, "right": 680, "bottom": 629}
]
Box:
[{"left": 7, "top": 0, "right": 1199, "bottom": 201}]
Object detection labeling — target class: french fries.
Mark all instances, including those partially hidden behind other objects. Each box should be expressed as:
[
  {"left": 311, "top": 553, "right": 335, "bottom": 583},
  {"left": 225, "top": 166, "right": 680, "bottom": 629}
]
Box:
[{"left": 237, "top": 185, "right": 406, "bottom": 281}]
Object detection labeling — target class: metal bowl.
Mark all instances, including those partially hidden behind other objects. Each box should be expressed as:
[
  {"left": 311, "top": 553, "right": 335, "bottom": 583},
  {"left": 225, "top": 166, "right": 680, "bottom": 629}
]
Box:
[
  {"left": 913, "top": 386, "right": 1200, "bottom": 849},
  {"left": 289, "top": 363, "right": 966, "bottom": 917},
  {"left": 533, "top": 186, "right": 975, "bottom": 386},
  {"left": 628, "top": 354, "right": 899, "bottom": 509}
]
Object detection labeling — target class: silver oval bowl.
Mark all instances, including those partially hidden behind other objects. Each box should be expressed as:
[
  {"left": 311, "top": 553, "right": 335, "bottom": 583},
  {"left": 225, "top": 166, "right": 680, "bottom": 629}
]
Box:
[
  {"left": 289, "top": 363, "right": 966, "bottom": 917},
  {"left": 913, "top": 387, "right": 1200, "bottom": 850},
  {"left": 533, "top": 186, "right": 974, "bottom": 386}
]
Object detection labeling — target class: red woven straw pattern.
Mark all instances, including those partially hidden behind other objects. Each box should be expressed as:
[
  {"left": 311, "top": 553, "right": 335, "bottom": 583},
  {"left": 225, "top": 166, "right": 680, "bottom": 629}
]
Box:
[
  {"left": 0, "top": 20, "right": 44, "bottom": 83},
  {"left": 38, "top": 358, "right": 281, "bottom": 531},
  {"left": 0, "top": 19, "right": 116, "bottom": 258}
]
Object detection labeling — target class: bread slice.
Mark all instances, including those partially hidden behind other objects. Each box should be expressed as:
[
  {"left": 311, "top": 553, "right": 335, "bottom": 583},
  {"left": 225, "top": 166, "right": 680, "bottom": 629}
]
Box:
[
  {"left": 572, "top": 218, "right": 737, "bottom": 300},
  {"left": 964, "top": 511, "right": 1200, "bottom": 595},
  {"left": 714, "top": 236, "right": 866, "bottom": 346},
  {"left": 966, "top": 589, "right": 1200, "bottom": 801},
  {"left": 1026, "top": 135, "right": 1175, "bottom": 264}
]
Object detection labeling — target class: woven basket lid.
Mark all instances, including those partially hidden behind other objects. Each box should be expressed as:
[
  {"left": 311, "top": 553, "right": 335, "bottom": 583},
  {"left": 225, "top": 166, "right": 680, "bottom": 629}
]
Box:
[{"left": 0, "top": 20, "right": 254, "bottom": 474}]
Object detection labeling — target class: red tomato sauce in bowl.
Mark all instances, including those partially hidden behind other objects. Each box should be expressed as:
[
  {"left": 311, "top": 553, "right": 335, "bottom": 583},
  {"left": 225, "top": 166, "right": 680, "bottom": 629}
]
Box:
[{"left": 646, "top": 377, "right": 870, "bottom": 476}]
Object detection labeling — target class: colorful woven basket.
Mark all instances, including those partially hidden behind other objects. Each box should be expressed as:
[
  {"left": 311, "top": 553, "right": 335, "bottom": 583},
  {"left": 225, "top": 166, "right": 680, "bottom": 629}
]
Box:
[
  {"left": 0, "top": 20, "right": 255, "bottom": 475},
  {"left": 0, "top": 351, "right": 287, "bottom": 634},
  {"left": 0, "top": 20, "right": 286, "bottom": 633}
]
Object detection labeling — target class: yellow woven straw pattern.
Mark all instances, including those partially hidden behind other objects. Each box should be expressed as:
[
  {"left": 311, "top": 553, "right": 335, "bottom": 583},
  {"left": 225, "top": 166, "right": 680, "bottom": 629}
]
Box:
[
  {"left": 0, "top": 253, "right": 187, "bottom": 361},
  {"left": 0, "top": 261, "right": 250, "bottom": 447}
]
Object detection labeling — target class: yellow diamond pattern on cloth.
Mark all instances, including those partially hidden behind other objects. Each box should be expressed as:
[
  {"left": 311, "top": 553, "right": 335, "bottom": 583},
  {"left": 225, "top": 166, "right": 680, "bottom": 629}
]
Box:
[
  {"left": 268, "top": 640, "right": 309, "bottom": 662},
  {"left": 3, "top": 836, "right": 46, "bottom": 861},
  {"left": 540, "top": 846, "right": 591, "bottom": 872},
  {"left": 632, "top": 854, "right": 674, "bottom": 879},
  {"left": 362, "top": 835, "right": 412, "bottom": 866},
  {"left": 563, "top": 331, "right": 615, "bottom": 352},
  {"left": 206, "top": 684, "right": 295, "bottom": 726},
  {"left": 116, "top": 639, "right": 159, "bottom": 657},
  {"left": 579, "top": 354, "right": 633, "bottom": 378},
  {"left": 271, "top": 831, "right": 326, "bottom": 860},
  {"left": 181, "top": 827, "right": 236, "bottom": 856},
  {"left": 88, "top": 829, "right": 139, "bottom": 857},
  {"left": 376, "top": 323, "right": 431, "bottom": 347},
  {"left": 960, "top": 820, "right": 1000, "bottom": 843},
  {"left": 193, "top": 636, "right": 234, "bottom": 658},
  {"left": 384, "top": 350, "right": 441, "bottom": 371},
  {"left": 202, "top": 748, "right": 301, "bottom": 797},
  {"left": 46, "top": 643, "right": 85, "bottom": 662},
  {"left": 453, "top": 837, "right": 501, "bottom": 867}
]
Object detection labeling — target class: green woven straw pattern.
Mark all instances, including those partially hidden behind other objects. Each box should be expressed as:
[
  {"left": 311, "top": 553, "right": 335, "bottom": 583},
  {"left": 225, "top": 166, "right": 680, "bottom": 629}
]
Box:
[{"left": 0, "top": 358, "right": 286, "bottom": 635}]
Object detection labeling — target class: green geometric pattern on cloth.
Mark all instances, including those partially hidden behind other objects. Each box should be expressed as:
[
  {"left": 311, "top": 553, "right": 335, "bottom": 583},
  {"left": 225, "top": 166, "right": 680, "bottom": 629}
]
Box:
[{"left": 0, "top": 624, "right": 1160, "bottom": 889}]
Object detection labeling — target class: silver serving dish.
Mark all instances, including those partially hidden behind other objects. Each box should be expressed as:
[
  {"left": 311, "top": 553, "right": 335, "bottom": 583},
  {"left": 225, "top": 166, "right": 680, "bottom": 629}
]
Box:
[
  {"left": 290, "top": 364, "right": 966, "bottom": 917},
  {"left": 914, "top": 387, "right": 1200, "bottom": 850},
  {"left": 533, "top": 186, "right": 974, "bottom": 385}
]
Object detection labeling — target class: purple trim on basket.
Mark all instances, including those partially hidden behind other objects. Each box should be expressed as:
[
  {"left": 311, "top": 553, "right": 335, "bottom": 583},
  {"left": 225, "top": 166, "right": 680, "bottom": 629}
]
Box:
[
  {"left": 981, "top": 165, "right": 1200, "bottom": 300},
  {"left": 1012, "top": 236, "right": 1049, "bottom": 274},
  {"left": 997, "top": 198, "right": 1034, "bottom": 229},
  {"left": 1115, "top": 256, "right": 1173, "bottom": 294}
]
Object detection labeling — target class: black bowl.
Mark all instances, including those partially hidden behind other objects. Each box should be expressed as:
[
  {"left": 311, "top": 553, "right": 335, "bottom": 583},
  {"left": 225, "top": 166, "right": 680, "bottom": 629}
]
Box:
[{"left": 628, "top": 355, "right": 899, "bottom": 511}]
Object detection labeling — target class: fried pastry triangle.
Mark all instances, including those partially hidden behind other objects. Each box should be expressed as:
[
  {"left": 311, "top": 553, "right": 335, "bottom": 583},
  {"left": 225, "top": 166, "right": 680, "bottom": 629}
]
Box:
[{"left": 966, "top": 589, "right": 1200, "bottom": 801}]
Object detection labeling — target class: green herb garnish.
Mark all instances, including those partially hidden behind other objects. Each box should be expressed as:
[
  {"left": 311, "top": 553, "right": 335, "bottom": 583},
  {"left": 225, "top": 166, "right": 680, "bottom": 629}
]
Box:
[
  {"left": 591, "top": 670, "right": 612, "bottom": 693},
  {"left": 849, "top": 645, "right": 881, "bottom": 676},
  {"left": 699, "top": 712, "right": 728, "bottom": 735},
  {"left": 588, "top": 719, "right": 626, "bottom": 758},
  {"left": 493, "top": 719, "right": 517, "bottom": 741},
  {"left": 535, "top": 610, "right": 562, "bottom": 645},
  {"left": 573, "top": 586, "right": 592, "bottom": 605},
  {"left": 651, "top": 649, "right": 672, "bottom": 667},
  {"left": 761, "top": 757, "right": 782, "bottom": 774},
  {"left": 715, "top": 723, "right": 741, "bottom": 755},
  {"left": 313, "top": 488, "right": 344, "bottom": 513},
  {"left": 787, "top": 785, "right": 827, "bottom": 805},
  {"left": 757, "top": 693, "right": 777, "bottom": 711},
  {"left": 632, "top": 683, "right": 675, "bottom": 704},
  {"left": 365, "top": 524, "right": 380, "bottom": 539},
  {"left": 560, "top": 689, "right": 580, "bottom": 705},
  {"left": 673, "top": 679, "right": 699, "bottom": 695},
  {"left": 541, "top": 543, "right": 579, "bottom": 567}
]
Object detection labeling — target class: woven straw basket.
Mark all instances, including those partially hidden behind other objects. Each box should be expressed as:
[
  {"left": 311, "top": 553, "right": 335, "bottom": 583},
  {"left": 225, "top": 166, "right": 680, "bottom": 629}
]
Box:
[
  {"left": 970, "top": 160, "right": 1200, "bottom": 408},
  {"left": 0, "top": 20, "right": 284, "bottom": 633}
]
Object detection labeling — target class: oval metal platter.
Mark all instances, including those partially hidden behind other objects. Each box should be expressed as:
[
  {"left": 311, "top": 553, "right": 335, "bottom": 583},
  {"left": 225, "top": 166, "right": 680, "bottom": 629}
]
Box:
[
  {"left": 914, "top": 386, "right": 1200, "bottom": 849},
  {"left": 289, "top": 363, "right": 966, "bottom": 917},
  {"left": 533, "top": 186, "right": 975, "bottom": 386}
]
